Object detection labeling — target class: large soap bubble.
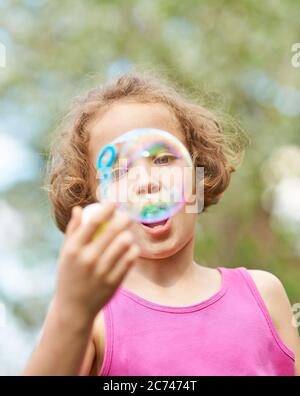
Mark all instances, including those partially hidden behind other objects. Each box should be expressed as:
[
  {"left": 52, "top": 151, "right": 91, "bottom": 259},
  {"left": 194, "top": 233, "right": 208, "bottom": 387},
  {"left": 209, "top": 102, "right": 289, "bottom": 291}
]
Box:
[{"left": 96, "top": 128, "right": 194, "bottom": 224}]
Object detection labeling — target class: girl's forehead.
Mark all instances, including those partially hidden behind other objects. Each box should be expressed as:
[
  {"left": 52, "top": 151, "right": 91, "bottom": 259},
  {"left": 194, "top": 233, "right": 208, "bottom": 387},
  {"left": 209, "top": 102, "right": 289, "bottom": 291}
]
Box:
[{"left": 88, "top": 102, "right": 185, "bottom": 160}]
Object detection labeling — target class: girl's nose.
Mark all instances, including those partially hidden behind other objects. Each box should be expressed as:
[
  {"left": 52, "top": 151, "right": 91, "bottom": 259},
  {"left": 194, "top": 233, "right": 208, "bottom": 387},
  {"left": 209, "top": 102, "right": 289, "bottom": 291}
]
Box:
[
  {"left": 132, "top": 157, "right": 162, "bottom": 196},
  {"left": 136, "top": 179, "right": 161, "bottom": 196}
]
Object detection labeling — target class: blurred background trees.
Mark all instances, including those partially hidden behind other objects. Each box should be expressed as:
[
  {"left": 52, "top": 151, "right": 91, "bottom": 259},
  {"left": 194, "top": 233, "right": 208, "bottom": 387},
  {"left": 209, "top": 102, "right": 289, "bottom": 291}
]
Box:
[{"left": 0, "top": 0, "right": 300, "bottom": 374}]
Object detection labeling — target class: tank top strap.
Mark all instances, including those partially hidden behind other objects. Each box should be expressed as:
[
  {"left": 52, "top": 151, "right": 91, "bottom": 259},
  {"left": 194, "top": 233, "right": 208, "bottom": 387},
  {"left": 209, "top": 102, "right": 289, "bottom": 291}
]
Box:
[{"left": 233, "top": 266, "right": 295, "bottom": 360}]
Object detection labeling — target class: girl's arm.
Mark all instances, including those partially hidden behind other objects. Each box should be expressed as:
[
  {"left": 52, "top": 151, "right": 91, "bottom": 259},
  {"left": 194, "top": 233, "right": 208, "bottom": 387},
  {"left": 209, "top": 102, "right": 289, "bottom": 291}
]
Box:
[
  {"left": 78, "top": 336, "right": 96, "bottom": 376},
  {"left": 250, "top": 270, "right": 300, "bottom": 376},
  {"left": 23, "top": 204, "right": 140, "bottom": 376},
  {"left": 23, "top": 296, "right": 94, "bottom": 376}
]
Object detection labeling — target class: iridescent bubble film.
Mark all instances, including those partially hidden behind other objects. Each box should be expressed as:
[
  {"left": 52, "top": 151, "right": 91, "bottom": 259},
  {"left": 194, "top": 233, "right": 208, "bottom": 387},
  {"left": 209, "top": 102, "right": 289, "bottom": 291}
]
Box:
[{"left": 96, "top": 128, "right": 193, "bottom": 224}]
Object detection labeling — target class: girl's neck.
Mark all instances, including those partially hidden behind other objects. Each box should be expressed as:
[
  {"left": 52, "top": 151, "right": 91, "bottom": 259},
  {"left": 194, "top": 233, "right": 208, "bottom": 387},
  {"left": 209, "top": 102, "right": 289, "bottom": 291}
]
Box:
[{"left": 122, "top": 236, "right": 197, "bottom": 290}]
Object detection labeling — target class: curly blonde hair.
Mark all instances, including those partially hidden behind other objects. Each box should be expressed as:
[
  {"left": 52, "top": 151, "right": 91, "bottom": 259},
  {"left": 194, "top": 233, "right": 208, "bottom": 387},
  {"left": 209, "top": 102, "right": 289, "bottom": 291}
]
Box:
[{"left": 45, "top": 71, "right": 247, "bottom": 233}]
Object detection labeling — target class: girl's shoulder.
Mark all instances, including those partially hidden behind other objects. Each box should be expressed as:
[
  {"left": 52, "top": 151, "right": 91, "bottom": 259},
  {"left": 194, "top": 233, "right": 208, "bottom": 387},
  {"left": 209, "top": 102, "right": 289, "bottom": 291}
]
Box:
[
  {"left": 247, "top": 269, "right": 286, "bottom": 303},
  {"left": 246, "top": 268, "right": 300, "bottom": 374},
  {"left": 244, "top": 269, "right": 290, "bottom": 329}
]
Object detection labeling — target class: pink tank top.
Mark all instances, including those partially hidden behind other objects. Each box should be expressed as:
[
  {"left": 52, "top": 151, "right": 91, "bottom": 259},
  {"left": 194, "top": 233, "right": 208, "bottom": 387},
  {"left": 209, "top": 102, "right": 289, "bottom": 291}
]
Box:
[{"left": 98, "top": 267, "right": 295, "bottom": 376}]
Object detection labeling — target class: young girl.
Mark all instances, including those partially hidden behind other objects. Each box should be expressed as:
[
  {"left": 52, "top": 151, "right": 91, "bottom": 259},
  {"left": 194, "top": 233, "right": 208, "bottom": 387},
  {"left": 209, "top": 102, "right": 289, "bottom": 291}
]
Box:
[{"left": 23, "top": 72, "right": 300, "bottom": 376}]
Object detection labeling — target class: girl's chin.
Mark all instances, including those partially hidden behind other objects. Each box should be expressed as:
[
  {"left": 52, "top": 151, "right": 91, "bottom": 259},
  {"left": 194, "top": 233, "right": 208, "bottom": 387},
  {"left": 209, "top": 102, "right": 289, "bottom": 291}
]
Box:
[{"left": 138, "top": 240, "right": 180, "bottom": 259}]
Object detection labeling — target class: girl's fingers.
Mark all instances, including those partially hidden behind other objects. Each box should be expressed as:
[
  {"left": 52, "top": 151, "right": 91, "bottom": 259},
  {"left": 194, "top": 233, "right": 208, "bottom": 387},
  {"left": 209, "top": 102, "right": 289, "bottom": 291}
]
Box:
[
  {"left": 96, "top": 231, "right": 134, "bottom": 274},
  {"left": 72, "top": 202, "right": 116, "bottom": 246},
  {"left": 87, "top": 211, "right": 132, "bottom": 256},
  {"left": 65, "top": 206, "right": 82, "bottom": 237},
  {"left": 105, "top": 244, "right": 140, "bottom": 285}
]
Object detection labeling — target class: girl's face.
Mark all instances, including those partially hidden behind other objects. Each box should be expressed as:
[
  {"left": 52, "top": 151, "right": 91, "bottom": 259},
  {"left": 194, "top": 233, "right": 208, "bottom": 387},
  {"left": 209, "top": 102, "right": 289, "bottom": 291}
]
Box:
[{"left": 88, "top": 102, "right": 197, "bottom": 259}]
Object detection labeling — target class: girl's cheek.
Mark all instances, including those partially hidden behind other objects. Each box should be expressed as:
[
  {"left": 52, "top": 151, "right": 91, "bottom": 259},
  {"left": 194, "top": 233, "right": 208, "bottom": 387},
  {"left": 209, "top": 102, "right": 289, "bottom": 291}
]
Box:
[{"left": 129, "top": 222, "right": 142, "bottom": 242}]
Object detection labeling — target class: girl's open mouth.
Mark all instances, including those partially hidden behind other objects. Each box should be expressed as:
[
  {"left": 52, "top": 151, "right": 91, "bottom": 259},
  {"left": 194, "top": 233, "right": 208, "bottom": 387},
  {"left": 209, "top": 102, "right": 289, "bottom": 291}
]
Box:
[{"left": 141, "top": 217, "right": 171, "bottom": 237}]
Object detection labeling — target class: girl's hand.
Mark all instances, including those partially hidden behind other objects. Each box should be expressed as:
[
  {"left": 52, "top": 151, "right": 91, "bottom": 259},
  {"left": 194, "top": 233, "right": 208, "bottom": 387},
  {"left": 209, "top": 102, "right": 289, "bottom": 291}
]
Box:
[{"left": 54, "top": 203, "right": 140, "bottom": 327}]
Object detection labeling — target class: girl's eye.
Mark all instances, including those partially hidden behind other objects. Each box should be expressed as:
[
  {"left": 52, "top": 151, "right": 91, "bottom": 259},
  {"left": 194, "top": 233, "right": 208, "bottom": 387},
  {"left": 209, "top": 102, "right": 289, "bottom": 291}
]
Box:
[
  {"left": 153, "top": 154, "right": 176, "bottom": 165},
  {"left": 111, "top": 167, "right": 128, "bottom": 181}
]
